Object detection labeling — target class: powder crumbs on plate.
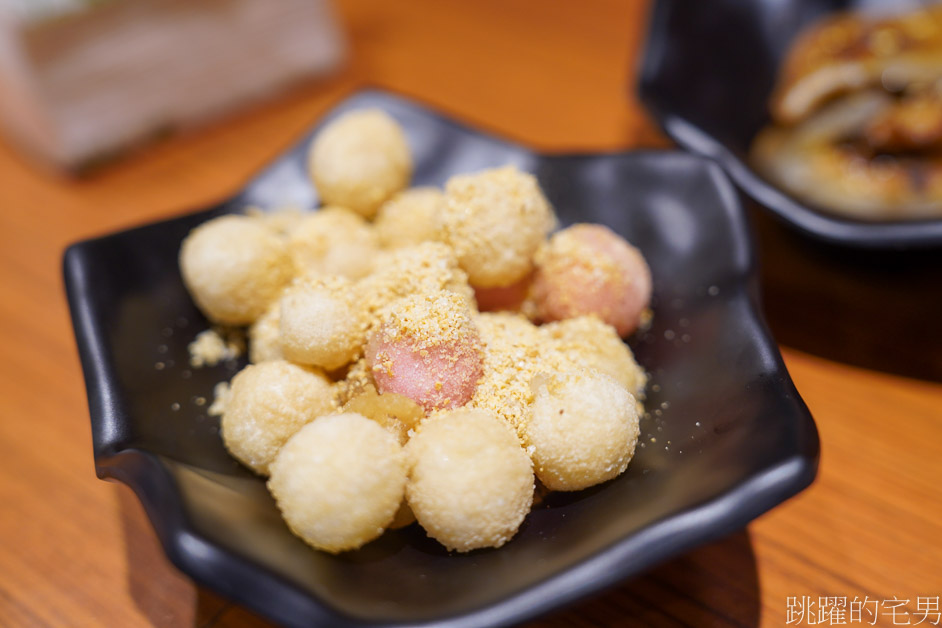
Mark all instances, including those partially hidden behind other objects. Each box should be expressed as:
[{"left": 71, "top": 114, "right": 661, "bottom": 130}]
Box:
[
  {"left": 208, "top": 381, "right": 231, "bottom": 417},
  {"left": 188, "top": 328, "right": 245, "bottom": 368}
]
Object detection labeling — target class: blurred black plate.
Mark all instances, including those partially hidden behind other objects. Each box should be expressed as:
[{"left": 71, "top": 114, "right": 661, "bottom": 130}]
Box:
[
  {"left": 639, "top": 0, "right": 942, "bottom": 249},
  {"left": 64, "top": 90, "right": 818, "bottom": 628}
]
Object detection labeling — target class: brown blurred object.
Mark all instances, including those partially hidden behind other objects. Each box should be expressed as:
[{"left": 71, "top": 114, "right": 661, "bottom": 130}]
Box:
[
  {"left": 864, "top": 88, "right": 942, "bottom": 152},
  {"left": 751, "top": 3, "right": 942, "bottom": 221},
  {"left": 770, "top": 3, "right": 942, "bottom": 124},
  {"left": 0, "top": 0, "right": 345, "bottom": 170}
]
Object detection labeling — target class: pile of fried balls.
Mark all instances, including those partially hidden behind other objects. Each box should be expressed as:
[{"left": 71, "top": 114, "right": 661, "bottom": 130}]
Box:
[{"left": 178, "top": 108, "right": 653, "bottom": 554}]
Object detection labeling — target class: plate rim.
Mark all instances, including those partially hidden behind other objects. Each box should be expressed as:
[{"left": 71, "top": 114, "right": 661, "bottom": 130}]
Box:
[{"left": 64, "top": 88, "right": 820, "bottom": 628}]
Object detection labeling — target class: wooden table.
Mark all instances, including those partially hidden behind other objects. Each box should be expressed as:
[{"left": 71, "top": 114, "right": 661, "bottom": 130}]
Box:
[{"left": 1, "top": 1, "right": 940, "bottom": 626}]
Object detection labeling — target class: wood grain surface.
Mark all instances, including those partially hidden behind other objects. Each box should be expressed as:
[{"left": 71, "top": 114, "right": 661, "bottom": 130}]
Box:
[{"left": 1, "top": 0, "right": 940, "bottom": 626}]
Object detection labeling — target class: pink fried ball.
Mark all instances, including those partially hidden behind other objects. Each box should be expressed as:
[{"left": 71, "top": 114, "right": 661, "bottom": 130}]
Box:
[
  {"left": 366, "top": 294, "right": 483, "bottom": 412},
  {"left": 531, "top": 224, "right": 651, "bottom": 337}
]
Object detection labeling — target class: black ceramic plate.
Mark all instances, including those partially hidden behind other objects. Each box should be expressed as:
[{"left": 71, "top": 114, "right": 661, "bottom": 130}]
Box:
[
  {"left": 639, "top": 0, "right": 942, "bottom": 249},
  {"left": 64, "top": 90, "right": 818, "bottom": 628}
]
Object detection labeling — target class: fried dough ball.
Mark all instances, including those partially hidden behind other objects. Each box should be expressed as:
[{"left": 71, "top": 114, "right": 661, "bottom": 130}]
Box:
[
  {"left": 246, "top": 206, "right": 306, "bottom": 238},
  {"left": 474, "top": 311, "right": 543, "bottom": 345},
  {"left": 405, "top": 409, "right": 534, "bottom": 552},
  {"left": 280, "top": 276, "right": 367, "bottom": 370},
  {"left": 308, "top": 110, "right": 412, "bottom": 219},
  {"left": 268, "top": 413, "right": 407, "bottom": 553},
  {"left": 471, "top": 313, "right": 648, "bottom": 443},
  {"left": 343, "top": 388, "right": 425, "bottom": 445},
  {"left": 289, "top": 207, "right": 379, "bottom": 280},
  {"left": 436, "top": 165, "right": 555, "bottom": 288},
  {"left": 221, "top": 360, "right": 335, "bottom": 475},
  {"left": 248, "top": 300, "right": 282, "bottom": 363},
  {"left": 357, "top": 242, "right": 474, "bottom": 316},
  {"left": 541, "top": 316, "right": 647, "bottom": 399},
  {"left": 527, "top": 369, "right": 640, "bottom": 491},
  {"left": 367, "top": 293, "right": 483, "bottom": 412},
  {"left": 531, "top": 224, "right": 651, "bottom": 337},
  {"left": 179, "top": 215, "right": 294, "bottom": 325},
  {"left": 470, "top": 312, "right": 544, "bottom": 441},
  {"left": 374, "top": 187, "right": 443, "bottom": 248}
]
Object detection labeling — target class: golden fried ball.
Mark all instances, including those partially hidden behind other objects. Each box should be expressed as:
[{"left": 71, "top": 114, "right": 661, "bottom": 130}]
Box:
[
  {"left": 436, "top": 165, "right": 555, "bottom": 288},
  {"left": 289, "top": 207, "right": 379, "bottom": 280},
  {"left": 405, "top": 408, "right": 534, "bottom": 552},
  {"left": 374, "top": 187, "right": 444, "bottom": 248},
  {"left": 280, "top": 276, "right": 367, "bottom": 370},
  {"left": 248, "top": 300, "right": 283, "bottom": 363},
  {"left": 470, "top": 312, "right": 544, "bottom": 442},
  {"left": 308, "top": 110, "right": 412, "bottom": 219},
  {"left": 356, "top": 242, "right": 475, "bottom": 317},
  {"left": 246, "top": 206, "right": 306, "bottom": 238},
  {"left": 541, "top": 316, "right": 647, "bottom": 400},
  {"left": 179, "top": 215, "right": 294, "bottom": 325},
  {"left": 268, "top": 413, "right": 407, "bottom": 553},
  {"left": 531, "top": 224, "right": 651, "bottom": 337},
  {"left": 221, "top": 360, "right": 335, "bottom": 476},
  {"left": 527, "top": 369, "right": 640, "bottom": 491}
]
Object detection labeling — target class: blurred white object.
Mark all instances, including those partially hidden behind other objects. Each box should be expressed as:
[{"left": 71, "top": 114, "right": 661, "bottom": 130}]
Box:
[{"left": 0, "top": 0, "right": 346, "bottom": 169}]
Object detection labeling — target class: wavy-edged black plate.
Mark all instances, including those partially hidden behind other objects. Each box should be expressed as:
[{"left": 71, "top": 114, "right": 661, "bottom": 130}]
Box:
[
  {"left": 64, "top": 90, "right": 818, "bottom": 628},
  {"left": 639, "top": 0, "right": 942, "bottom": 249}
]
